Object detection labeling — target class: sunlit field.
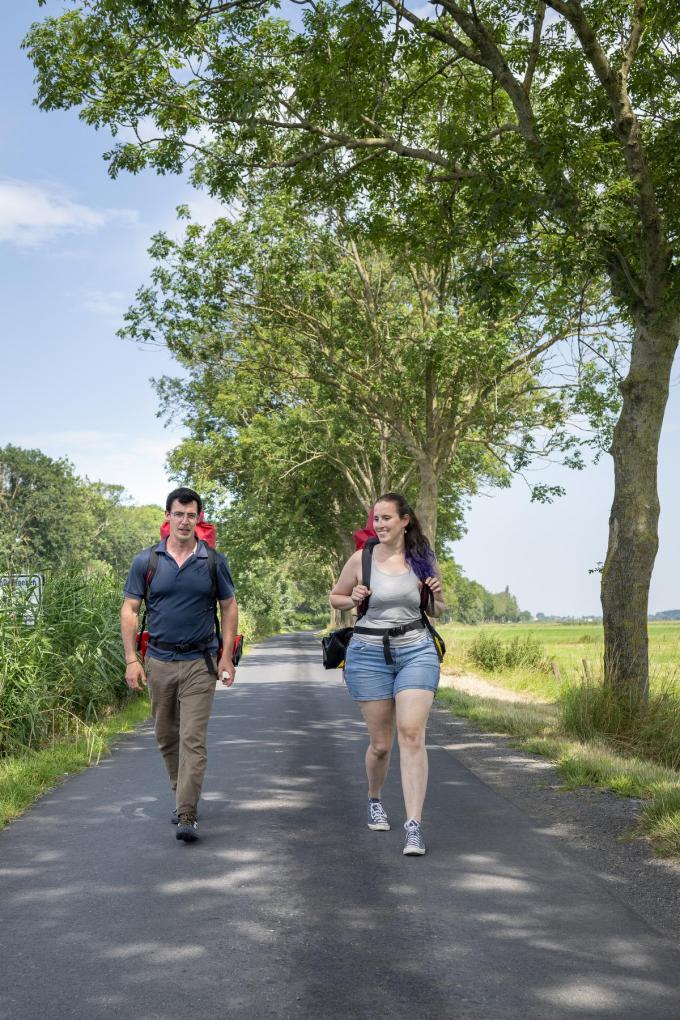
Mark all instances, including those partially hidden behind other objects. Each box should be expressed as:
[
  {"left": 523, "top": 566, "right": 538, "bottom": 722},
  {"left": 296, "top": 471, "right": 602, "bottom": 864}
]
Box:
[{"left": 439, "top": 620, "right": 680, "bottom": 700}]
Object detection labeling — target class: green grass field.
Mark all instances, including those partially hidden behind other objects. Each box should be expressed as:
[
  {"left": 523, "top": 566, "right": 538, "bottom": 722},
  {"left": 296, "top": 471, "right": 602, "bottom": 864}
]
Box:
[
  {"left": 439, "top": 620, "right": 680, "bottom": 700},
  {"left": 435, "top": 622, "right": 680, "bottom": 856}
]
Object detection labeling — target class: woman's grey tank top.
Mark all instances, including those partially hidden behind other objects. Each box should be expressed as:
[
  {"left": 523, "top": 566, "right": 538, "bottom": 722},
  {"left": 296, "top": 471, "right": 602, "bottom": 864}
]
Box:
[{"left": 355, "top": 564, "right": 425, "bottom": 647}]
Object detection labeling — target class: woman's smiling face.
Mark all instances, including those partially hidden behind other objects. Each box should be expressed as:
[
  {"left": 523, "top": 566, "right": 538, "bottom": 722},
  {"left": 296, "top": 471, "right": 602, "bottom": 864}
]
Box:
[{"left": 373, "top": 500, "right": 409, "bottom": 543}]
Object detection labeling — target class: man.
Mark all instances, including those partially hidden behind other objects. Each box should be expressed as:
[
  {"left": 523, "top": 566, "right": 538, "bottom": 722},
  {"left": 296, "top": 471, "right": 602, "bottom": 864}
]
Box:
[{"left": 121, "top": 487, "right": 238, "bottom": 843}]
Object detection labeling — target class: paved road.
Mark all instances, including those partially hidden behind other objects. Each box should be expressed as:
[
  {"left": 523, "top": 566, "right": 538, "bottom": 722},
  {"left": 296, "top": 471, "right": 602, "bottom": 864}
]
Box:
[{"left": 2, "top": 633, "right": 679, "bottom": 1019}]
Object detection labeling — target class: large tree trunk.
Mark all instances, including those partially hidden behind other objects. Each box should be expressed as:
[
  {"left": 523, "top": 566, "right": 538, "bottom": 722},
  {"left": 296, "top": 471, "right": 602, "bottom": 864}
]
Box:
[
  {"left": 330, "top": 606, "right": 355, "bottom": 628},
  {"left": 601, "top": 316, "right": 678, "bottom": 701},
  {"left": 328, "top": 535, "right": 358, "bottom": 629},
  {"left": 415, "top": 456, "right": 439, "bottom": 544}
]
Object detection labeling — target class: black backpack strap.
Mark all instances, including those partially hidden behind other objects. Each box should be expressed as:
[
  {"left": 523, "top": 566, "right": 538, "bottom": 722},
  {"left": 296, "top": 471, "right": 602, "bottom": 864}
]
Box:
[
  {"left": 136, "top": 546, "right": 158, "bottom": 652},
  {"left": 418, "top": 571, "right": 446, "bottom": 662},
  {"left": 206, "top": 543, "right": 217, "bottom": 597},
  {"left": 420, "top": 582, "right": 434, "bottom": 613},
  {"left": 145, "top": 548, "right": 159, "bottom": 595},
  {"left": 420, "top": 608, "right": 446, "bottom": 662},
  {"left": 206, "top": 544, "right": 221, "bottom": 651},
  {"left": 358, "top": 538, "right": 379, "bottom": 619}
]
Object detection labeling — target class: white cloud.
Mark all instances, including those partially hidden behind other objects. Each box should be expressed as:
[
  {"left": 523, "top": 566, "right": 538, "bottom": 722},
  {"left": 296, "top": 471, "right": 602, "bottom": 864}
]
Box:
[
  {"left": 0, "top": 179, "right": 138, "bottom": 249},
  {"left": 5, "top": 430, "right": 182, "bottom": 506},
  {"left": 186, "top": 192, "right": 234, "bottom": 226},
  {"left": 80, "top": 289, "right": 129, "bottom": 317}
]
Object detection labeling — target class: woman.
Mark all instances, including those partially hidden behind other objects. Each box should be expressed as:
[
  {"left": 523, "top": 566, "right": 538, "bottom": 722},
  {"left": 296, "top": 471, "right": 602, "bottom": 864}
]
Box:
[{"left": 330, "top": 492, "right": 445, "bottom": 855}]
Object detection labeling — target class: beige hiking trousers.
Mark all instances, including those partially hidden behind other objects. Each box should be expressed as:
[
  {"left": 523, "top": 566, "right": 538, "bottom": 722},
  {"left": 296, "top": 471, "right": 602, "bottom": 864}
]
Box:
[{"left": 146, "top": 656, "right": 216, "bottom": 815}]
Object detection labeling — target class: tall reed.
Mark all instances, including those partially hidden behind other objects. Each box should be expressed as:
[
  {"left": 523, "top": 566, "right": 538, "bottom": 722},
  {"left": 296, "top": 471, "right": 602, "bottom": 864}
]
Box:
[
  {"left": 559, "top": 674, "right": 680, "bottom": 771},
  {"left": 0, "top": 564, "right": 127, "bottom": 755}
]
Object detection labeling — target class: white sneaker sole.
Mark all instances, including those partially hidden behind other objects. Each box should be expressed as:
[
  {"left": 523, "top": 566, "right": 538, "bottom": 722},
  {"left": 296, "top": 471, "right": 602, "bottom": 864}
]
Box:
[
  {"left": 368, "top": 822, "right": 391, "bottom": 831},
  {"left": 403, "top": 846, "right": 426, "bottom": 855}
]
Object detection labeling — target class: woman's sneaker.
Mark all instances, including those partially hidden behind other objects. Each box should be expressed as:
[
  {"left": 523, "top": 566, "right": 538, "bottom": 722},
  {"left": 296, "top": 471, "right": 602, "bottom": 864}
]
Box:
[
  {"left": 403, "top": 818, "right": 426, "bottom": 855},
  {"left": 367, "top": 799, "right": 390, "bottom": 831}
]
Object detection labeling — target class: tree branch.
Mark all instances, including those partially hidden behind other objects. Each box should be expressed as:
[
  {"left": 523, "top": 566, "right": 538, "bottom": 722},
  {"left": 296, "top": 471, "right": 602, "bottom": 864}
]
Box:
[
  {"left": 546, "top": 0, "right": 667, "bottom": 304},
  {"left": 622, "top": 1, "right": 646, "bottom": 81},
  {"left": 523, "top": 3, "right": 546, "bottom": 94}
]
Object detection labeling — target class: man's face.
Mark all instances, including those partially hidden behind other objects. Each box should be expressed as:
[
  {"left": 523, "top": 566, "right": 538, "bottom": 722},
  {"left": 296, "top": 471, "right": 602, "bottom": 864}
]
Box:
[{"left": 165, "top": 500, "right": 199, "bottom": 544}]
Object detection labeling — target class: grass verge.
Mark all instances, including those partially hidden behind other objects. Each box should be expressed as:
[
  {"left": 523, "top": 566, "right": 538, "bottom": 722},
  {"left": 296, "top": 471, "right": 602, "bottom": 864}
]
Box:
[
  {"left": 0, "top": 695, "right": 150, "bottom": 830},
  {"left": 438, "top": 620, "right": 680, "bottom": 700},
  {"left": 436, "top": 687, "right": 680, "bottom": 858}
]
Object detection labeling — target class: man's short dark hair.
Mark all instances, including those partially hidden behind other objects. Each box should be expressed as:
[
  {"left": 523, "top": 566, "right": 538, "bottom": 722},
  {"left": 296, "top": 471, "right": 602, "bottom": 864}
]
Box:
[{"left": 166, "top": 487, "right": 203, "bottom": 514}]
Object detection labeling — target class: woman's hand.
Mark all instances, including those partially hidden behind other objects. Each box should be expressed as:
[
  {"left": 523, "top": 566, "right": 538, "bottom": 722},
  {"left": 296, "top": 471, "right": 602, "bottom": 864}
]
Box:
[
  {"left": 329, "top": 551, "right": 370, "bottom": 611},
  {"left": 351, "top": 584, "right": 371, "bottom": 606},
  {"left": 423, "top": 576, "right": 443, "bottom": 598}
]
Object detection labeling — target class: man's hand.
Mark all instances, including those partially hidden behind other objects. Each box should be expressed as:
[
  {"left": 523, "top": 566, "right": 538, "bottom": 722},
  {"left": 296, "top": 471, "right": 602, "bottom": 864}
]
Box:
[
  {"left": 125, "top": 660, "right": 147, "bottom": 692},
  {"left": 218, "top": 653, "right": 236, "bottom": 688}
]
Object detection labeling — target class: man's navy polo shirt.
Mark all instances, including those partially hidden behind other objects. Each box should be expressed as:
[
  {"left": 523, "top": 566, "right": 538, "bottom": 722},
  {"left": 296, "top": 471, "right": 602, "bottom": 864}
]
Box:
[{"left": 124, "top": 540, "right": 235, "bottom": 662}]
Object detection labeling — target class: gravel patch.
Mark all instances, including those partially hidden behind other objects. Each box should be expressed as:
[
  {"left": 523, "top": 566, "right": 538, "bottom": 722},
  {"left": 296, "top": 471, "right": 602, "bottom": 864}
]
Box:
[
  {"left": 440, "top": 668, "right": 551, "bottom": 703},
  {"left": 429, "top": 699, "right": 680, "bottom": 944}
]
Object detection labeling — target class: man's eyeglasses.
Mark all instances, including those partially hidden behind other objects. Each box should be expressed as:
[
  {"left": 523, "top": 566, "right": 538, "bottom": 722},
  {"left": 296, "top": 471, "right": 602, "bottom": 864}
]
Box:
[{"left": 170, "top": 511, "right": 198, "bottom": 522}]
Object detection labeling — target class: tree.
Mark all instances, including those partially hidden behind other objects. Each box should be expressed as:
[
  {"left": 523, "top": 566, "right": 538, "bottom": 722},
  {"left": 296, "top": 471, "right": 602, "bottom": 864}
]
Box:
[
  {"left": 490, "top": 586, "right": 521, "bottom": 623},
  {"left": 0, "top": 446, "right": 92, "bottom": 569},
  {"left": 86, "top": 483, "right": 163, "bottom": 574},
  {"left": 26, "top": 0, "right": 677, "bottom": 696},
  {"left": 0, "top": 445, "right": 162, "bottom": 573},
  {"left": 439, "top": 555, "right": 524, "bottom": 624},
  {"left": 212, "top": 497, "right": 334, "bottom": 633},
  {"left": 123, "top": 194, "right": 617, "bottom": 544}
]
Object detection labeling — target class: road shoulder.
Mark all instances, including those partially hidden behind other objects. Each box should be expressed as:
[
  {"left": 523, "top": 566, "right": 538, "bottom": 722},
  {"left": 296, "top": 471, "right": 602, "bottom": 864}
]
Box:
[{"left": 429, "top": 700, "right": 680, "bottom": 943}]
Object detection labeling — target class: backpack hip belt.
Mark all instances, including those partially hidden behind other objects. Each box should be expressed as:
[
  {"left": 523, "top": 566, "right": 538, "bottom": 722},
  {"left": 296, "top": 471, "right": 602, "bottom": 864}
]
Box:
[
  {"left": 147, "top": 637, "right": 217, "bottom": 675},
  {"left": 354, "top": 620, "right": 425, "bottom": 665}
]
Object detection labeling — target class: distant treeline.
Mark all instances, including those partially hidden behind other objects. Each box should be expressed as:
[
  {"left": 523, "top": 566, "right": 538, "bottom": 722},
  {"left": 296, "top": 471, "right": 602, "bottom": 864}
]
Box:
[
  {"left": 0, "top": 445, "right": 162, "bottom": 576},
  {"left": 0, "top": 444, "right": 527, "bottom": 629},
  {"left": 440, "top": 559, "right": 529, "bottom": 625}
]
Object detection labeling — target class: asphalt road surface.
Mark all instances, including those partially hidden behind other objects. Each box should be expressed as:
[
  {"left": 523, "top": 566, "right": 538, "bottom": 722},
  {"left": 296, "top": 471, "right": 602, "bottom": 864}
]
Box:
[{"left": 2, "top": 632, "right": 680, "bottom": 1019}]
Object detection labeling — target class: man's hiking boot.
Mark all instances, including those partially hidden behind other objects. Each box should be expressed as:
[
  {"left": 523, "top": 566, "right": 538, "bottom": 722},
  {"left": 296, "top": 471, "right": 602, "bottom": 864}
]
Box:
[
  {"left": 367, "top": 799, "right": 390, "bottom": 831},
  {"left": 176, "top": 812, "right": 199, "bottom": 842},
  {"left": 172, "top": 808, "right": 198, "bottom": 825},
  {"left": 403, "top": 818, "right": 426, "bottom": 856}
]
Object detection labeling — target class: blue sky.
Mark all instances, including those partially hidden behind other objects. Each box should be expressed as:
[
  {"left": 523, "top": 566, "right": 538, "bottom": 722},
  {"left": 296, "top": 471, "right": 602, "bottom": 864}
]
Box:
[{"left": 2, "top": 3, "right": 679, "bottom": 616}]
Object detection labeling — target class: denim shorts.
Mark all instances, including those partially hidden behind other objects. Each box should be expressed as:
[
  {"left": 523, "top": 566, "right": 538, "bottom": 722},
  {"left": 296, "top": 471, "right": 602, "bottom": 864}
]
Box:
[{"left": 343, "top": 635, "right": 440, "bottom": 701}]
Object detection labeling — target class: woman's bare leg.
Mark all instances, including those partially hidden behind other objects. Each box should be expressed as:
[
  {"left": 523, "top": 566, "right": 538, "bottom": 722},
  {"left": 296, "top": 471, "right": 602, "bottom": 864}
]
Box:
[
  {"left": 395, "top": 690, "right": 435, "bottom": 821},
  {"left": 358, "top": 699, "right": 396, "bottom": 798}
]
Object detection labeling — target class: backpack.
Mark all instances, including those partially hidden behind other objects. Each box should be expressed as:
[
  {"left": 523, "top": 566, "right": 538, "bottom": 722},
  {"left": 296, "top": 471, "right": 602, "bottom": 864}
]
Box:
[
  {"left": 136, "top": 533, "right": 244, "bottom": 669},
  {"left": 322, "top": 538, "right": 445, "bottom": 668},
  {"left": 356, "top": 537, "right": 433, "bottom": 614},
  {"left": 358, "top": 539, "right": 446, "bottom": 660},
  {"left": 353, "top": 512, "right": 377, "bottom": 551}
]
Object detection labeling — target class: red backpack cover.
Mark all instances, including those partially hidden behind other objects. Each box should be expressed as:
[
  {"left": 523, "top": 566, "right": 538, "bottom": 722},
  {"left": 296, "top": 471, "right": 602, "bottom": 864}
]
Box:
[
  {"left": 160, "top": 510, "right": 217, "bottom": 547},
  {"left": 353, "top": 512, "right": 377, "bottom": 550}
]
